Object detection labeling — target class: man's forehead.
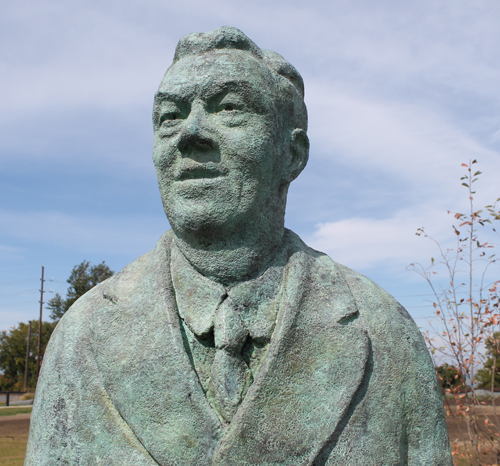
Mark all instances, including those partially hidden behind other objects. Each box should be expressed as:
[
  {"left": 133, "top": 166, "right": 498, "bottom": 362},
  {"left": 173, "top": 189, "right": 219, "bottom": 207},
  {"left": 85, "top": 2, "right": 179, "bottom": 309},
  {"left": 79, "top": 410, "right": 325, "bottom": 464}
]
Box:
[{"left": 157, "top": 50, "right": 275, "bottom": 98}]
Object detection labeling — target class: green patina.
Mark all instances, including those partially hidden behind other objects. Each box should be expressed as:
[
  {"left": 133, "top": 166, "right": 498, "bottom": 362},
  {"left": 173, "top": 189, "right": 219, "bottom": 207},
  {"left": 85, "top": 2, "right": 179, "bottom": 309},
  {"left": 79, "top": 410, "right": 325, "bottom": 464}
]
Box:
[{"left": 25, "top": 27, "right": 452, "bottom": 465}]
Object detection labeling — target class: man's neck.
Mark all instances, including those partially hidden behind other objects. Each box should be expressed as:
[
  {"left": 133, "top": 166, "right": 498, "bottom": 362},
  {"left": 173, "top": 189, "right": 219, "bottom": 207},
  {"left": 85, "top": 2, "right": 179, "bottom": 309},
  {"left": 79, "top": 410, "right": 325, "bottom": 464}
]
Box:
[{"left": 172, "top": 227, "right": 284, "bottom": 286}]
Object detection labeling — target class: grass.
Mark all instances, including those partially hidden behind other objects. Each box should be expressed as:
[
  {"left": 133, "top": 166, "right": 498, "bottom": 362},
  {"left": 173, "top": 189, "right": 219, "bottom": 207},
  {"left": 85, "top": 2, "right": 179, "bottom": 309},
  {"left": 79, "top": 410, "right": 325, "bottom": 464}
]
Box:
[
  {"left": 0, "top": 409, "right": 31, "bottom": 465},
  {"left": 0, "top": 440, "right": 27, "bottom": 466},
  {"left": 0, "top": 407, "right": 32, "bottom": 417}
]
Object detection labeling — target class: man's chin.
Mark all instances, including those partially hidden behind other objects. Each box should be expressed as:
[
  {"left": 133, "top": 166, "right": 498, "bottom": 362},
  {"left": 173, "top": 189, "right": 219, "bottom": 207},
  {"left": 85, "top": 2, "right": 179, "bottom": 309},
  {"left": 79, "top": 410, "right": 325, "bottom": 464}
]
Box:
[
  {"left": 165, "top": 203, "right": 240, "bottom": 238},
  {"left": 170, "top": 177, "right": 231, "bottom": 201}
]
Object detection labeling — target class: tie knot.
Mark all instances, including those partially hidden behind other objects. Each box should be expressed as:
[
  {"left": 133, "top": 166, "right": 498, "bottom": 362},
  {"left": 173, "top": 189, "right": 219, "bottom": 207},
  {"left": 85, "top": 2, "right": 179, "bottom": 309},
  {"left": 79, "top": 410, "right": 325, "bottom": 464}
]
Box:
[{"left": 213, "top": 296, "right": 248, "bottom": 353}]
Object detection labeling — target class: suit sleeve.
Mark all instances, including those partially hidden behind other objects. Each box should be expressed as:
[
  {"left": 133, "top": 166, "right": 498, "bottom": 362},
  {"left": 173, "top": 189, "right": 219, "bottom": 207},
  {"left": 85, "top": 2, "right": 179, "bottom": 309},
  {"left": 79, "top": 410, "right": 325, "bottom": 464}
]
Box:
[
  {"left": 403, "top": 315, "right": 453, "bottom": 466},
  {"left": 24, "top": 290, "right": 159, "bottom": 466}
]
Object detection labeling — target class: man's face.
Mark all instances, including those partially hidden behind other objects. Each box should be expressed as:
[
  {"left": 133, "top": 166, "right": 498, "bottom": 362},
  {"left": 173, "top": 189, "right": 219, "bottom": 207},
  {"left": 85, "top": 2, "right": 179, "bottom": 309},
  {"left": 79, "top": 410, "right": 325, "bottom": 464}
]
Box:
[{"left": 153, "top": 50, "right": 288, "bottom": 237}]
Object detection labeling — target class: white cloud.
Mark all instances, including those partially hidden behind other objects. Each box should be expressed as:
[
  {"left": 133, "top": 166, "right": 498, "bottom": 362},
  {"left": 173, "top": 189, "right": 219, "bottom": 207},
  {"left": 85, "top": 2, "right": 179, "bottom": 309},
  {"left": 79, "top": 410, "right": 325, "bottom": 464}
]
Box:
[
  {"left": 307, "top": 204, "right": 500, "bottom": 286},
  {"left": 306, "top": 209, "right": 443, "bottom": 271},
  {"left": 3, "top": 0, "right": 500, "bottom": 119},
  {"left": 3, "top": 0, "right": 500, "bottom": 185},
  {"left": 305, "top": 83, "right": 500, "bottom": 208}
]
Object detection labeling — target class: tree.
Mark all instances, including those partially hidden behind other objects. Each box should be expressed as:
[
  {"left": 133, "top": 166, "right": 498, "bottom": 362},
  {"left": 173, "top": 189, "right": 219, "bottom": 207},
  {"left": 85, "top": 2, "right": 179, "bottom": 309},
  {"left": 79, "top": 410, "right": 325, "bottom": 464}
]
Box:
[
  {"left": 477, "top": 332, "right": 500, "bottom": 389},
  {"left": 408, "top": 161, "right": 500, "bottom": 465},
  {"left": 0, "top": 261, "right": 114, "bottom": 391},
  {"left": 436, "top": 363, "right": 463, "bottom": 390},
  {"left": 47, "top": 260, "right": 114, "bottom": 321},
  {"left": 0, "top": 320, "right": 56, "bottom": 391}
]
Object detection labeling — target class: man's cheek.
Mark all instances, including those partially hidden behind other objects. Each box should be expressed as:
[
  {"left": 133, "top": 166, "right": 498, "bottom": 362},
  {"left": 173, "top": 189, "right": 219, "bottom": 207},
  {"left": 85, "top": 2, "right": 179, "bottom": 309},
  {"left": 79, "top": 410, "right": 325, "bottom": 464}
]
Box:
[
  {"left": 222, "top": 133, "right": 272, "bottom": 166},
  {"left": 153, "top": 145, "right": 177, "bottom": 171}
]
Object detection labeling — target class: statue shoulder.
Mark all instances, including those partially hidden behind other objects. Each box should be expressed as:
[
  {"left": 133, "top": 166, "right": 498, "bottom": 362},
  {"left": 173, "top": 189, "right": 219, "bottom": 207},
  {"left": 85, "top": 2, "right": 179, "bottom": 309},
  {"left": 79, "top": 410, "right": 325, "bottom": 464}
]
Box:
[
  {"left": 283, "top": 230, "right": 420, "bottom": 339},
  {"left": 331, "top": 261, "right": 431, "bottom": 366},
  {"left": 55, "top": 231, "right": 174, "bottom": 336},
  {"left": 284, "top": 229, "right": 413, "bottom": 323},
  {"left": 335, "top": 262, "right": 414, "bottom": 322}
]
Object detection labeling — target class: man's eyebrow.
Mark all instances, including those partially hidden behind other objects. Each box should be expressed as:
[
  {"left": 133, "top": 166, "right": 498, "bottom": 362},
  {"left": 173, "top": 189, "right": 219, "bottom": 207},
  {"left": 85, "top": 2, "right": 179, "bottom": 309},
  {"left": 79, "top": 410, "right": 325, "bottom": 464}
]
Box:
[
  {"left": 206, "top": 80, "right": 260, "bottom": 97},
  {"left": 154, "top": 91, "right": 185, "bottom": 104},
  {"left": 205, "top": 81, "right": 269, "bottom": 110},
  {"left": 153, "top": 80, "right": 269, "bottom": 112},
  {"left": 155, "top": 80, "right": 263, "bottom": 99}
]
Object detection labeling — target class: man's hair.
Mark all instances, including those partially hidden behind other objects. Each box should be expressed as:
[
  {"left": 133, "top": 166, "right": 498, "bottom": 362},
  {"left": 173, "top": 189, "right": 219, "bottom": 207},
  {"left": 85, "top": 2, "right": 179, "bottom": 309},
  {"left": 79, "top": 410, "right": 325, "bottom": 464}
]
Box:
[{"left": 164, "top": 26, "right": 308, "bottom": 132}]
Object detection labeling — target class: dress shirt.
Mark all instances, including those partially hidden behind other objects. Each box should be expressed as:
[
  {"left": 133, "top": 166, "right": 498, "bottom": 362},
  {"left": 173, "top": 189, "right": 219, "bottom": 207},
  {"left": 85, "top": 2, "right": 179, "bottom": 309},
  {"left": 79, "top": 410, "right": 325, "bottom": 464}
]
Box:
[{"left": 170, "top": 241, "right": 286, "bottom": 411}]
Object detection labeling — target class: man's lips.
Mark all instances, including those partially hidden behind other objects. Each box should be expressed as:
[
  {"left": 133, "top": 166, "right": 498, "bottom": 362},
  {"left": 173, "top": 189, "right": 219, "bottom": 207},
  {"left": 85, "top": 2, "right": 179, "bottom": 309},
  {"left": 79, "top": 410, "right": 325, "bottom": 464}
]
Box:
[{"left": 175, "top": 164, "right": 227, "bottom": 181}]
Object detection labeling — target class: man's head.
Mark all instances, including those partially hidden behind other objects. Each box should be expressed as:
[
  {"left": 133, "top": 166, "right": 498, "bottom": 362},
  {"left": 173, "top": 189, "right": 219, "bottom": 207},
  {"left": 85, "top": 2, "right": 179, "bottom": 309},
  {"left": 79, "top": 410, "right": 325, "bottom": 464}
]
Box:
[{"left": 152, "top": 27, "right": 309, "bottom": 243}]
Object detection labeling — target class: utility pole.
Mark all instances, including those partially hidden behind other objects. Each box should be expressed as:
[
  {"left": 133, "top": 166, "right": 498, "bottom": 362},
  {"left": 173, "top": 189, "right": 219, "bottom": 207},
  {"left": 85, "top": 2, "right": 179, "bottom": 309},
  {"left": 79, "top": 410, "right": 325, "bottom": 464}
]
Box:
[
  {"left": 24, "top": 321, "right": 32, "bottom": 391},
  {"left": 36, "top": 266, "right": 45, "bottom": 380}
]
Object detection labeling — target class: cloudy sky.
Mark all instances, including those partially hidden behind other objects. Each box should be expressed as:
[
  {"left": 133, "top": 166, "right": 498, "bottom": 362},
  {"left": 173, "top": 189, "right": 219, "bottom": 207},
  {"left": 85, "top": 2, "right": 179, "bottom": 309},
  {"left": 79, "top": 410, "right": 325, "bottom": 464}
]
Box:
[{"left": 1, "top": 0, "right": 500, "bottom": 331}]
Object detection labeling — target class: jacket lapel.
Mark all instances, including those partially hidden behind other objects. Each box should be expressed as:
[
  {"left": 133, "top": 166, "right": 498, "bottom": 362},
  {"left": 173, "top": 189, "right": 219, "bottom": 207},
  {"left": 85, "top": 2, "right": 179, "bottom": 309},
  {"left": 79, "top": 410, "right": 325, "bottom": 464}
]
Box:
[
  {"left": 99, "top": 232, "right": 222, "bottom": 466},
  {"left": 213, "top": 243, "right": 370, "bottom": 465}
]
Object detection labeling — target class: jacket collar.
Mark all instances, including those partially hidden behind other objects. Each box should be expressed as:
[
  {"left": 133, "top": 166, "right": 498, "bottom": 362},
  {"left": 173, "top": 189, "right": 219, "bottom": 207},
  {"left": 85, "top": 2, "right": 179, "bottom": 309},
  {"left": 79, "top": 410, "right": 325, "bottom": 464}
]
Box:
[
  {"left": 170, "top": 238, "right": 286, "bottom": 343},
  {"left": 103, "top": 230, "right": 369, "bottom": 465}
]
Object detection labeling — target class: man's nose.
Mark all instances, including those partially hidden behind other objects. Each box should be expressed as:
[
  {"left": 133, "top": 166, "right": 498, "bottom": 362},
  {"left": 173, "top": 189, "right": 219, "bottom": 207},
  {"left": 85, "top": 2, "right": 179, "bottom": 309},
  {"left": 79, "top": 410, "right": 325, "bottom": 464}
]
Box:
[{"left": 177, "top": 102, "right": 217, "bottom": 156}]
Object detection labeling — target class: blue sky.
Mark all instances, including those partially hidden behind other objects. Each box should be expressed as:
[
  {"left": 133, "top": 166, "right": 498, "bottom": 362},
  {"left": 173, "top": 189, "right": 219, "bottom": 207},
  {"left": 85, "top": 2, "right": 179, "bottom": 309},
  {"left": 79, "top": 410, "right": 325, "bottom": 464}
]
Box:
[{"left": 1, "top": 0, "right": 500, "bottom": 331}]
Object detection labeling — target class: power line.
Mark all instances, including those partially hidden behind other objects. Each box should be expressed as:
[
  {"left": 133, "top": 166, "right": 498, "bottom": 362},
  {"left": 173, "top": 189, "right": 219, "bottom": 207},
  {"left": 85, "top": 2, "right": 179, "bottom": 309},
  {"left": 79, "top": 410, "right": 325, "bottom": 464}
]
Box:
[
  {"left": 0, "top": 266, "right": 43, "bottom": 271},
  {"left": 0, "top": 279, "right": 39, "bottom": 286},
  {"left": 0, "top": 290, "right": 39, "bottom": 298},
  {"left": 394, "top": 290, "right": 480, "bottom": 299},
  {"left": 0, "top": 278, "right": 61, "bottom": 287},
  {"left": 405, "top": 304, "right": 438, "bottom": 309},
  {"left": 0, "top": 301, "right": 40, "bottom": 308},
  {"left": 413, "top": 316, "right": 437, "bottom": 320}
]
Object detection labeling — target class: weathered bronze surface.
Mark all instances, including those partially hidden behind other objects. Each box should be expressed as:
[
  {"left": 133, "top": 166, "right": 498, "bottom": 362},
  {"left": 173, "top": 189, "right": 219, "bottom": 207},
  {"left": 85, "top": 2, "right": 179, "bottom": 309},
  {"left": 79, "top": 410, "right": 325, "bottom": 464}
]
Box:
[{"left": 25, "top": 27, "right": 452, "bottom": 465}]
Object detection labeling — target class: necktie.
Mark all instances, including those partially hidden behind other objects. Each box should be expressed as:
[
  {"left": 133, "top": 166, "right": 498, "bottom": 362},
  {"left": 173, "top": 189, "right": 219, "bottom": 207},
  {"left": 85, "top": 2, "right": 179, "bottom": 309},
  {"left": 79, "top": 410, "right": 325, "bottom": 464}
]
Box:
[{"left": 207, "top": 295, "right": 253, "bottom": 423}]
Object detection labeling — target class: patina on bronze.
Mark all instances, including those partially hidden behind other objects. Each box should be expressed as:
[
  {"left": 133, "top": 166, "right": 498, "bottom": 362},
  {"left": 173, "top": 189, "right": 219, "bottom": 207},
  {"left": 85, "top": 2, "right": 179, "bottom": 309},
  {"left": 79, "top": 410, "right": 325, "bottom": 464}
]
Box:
[{"left": 25, "top": 27, "right": 452, "bottom": 465}]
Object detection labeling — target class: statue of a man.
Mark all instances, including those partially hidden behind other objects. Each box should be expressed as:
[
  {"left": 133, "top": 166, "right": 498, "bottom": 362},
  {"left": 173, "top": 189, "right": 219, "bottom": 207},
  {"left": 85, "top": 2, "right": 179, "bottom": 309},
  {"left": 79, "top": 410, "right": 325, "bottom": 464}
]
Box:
[{"left": 26, "top": 27, "right": 452, "bottom": 465}]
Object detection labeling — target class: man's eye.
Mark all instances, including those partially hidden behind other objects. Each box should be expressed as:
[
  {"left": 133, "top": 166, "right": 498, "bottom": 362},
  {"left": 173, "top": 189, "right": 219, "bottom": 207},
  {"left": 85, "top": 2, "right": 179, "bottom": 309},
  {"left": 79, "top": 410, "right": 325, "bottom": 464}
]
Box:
[
  {"left": 165, "top": 112, "right": 180, "bottom": 121},
  {"left": 159, "top": 112, "right": 182, "bottom": 126},
  {"left": 218, "top": 102, "right": 241, "bottom": 112}
]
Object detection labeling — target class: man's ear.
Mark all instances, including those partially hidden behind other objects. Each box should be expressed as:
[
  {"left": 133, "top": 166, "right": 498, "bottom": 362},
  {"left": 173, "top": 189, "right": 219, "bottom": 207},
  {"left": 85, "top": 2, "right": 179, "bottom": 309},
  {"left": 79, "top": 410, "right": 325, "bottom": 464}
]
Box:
[{"left": 284, "top": 129, "right": 309, "bottom": 183}]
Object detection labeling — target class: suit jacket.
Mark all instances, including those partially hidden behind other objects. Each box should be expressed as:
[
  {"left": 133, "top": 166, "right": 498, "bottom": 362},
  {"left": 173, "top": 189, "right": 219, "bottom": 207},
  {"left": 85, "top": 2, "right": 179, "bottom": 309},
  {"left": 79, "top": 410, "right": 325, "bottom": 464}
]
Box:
[{"left": 25, "top": 230, "right": 452, "bottom": 465}]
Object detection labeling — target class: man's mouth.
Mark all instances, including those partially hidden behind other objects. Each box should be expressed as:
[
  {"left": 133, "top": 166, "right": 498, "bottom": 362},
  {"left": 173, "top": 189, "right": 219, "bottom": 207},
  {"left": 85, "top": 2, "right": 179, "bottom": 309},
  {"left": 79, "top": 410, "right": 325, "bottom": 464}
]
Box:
[{"left": 176, "top": 165, "right": 226, "bottom": 181}]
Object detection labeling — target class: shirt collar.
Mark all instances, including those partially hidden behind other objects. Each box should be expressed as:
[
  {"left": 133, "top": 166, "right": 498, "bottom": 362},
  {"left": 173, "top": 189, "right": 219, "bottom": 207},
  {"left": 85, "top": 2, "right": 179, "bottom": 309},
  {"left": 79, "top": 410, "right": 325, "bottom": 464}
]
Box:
[{"left": 170, "top": 240, "right": 286, "bottom": 342}]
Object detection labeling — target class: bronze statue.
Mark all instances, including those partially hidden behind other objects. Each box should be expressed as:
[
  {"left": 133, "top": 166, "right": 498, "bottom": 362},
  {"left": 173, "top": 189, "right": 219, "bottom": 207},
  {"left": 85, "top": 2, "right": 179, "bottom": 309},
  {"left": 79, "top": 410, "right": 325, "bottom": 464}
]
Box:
[{"left": 26, "top": 27, "right": 452, "bottom": 465}]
